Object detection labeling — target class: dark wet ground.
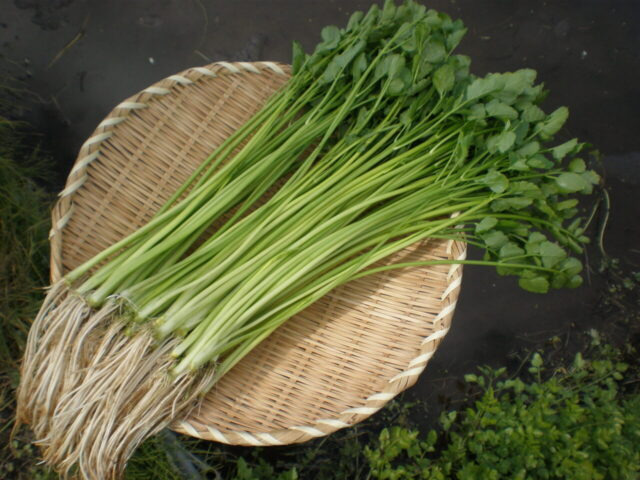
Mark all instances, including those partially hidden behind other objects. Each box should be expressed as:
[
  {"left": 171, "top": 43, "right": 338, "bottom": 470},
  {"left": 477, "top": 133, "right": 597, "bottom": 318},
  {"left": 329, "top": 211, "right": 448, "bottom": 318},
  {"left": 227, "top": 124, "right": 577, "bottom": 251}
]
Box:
[{"left": 2, "top": 0, "right": 639, "bottom": 432}]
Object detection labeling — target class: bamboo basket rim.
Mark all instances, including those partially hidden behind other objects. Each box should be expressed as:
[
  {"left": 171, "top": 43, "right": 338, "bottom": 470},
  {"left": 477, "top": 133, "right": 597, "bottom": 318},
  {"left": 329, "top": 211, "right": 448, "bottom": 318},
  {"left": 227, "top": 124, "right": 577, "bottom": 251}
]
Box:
[{"left": 49, "top": 61, "right": 466, "bottom": 447}]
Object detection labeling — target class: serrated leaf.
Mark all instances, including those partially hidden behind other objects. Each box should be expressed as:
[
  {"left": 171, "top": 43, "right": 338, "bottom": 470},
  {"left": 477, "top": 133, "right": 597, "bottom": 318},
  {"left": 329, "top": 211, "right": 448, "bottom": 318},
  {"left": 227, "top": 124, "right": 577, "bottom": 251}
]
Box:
[
  {"left": 433, "top": 63, "right": 455, "bottom": 95},
  {"left": 504, "top": 69, "right": 537, "bottom": 95},
  {"left": 351, "top": 52, "right": 367, "bottom": 82},
  {"left": 334, "top": 39, "right": 365, "bottom": 69},
  {"left": 499, "top": 242, "right": 525, "bottom": 259},
  {"left": 551, "top": 138, "right": 578, "bottom": 160},
  {"left": 555, "top": 172, "right": 589, "bottom": 193},
  {"left": 516, "top": 141, "right": 540, "bottom": 157},
  {"left": 381, "top": 0, "right": 396, "bottom": 22},
  {"left": 467, "top": 103, "right": 486, "bottom": 120},
  {"left": 537, "top": 106, "right": 569, "bottom": 138},
  {"left": 521, "top": 104, "right": 546, "bottom": 123},
  {"left": 560, "top": 257, "right": 583, "bottom": 276},
  {"left": 491, "top": 197, "right": 533, "bottom": 212},
  {"left": 510, "top": 181, "right": 542, "bottom": 199},
  {"left": 519, "top": 276, "right": 549, "bottom": 293},
  {"left": 398, "top": 25, "right": 418, "bottom": 52},
  {"left": 387, "top": 54, "right": 406, "bottom": 79},
  {"left": 291, "top": 41, "right": 306, "bottom": 75},
  {"left": 486, "top": 99, "right": 519, "bottom": 120},
  {"left": 346, "top": 11, "right": 364, "bottom": 31},
  {"left": 482, "top": 230, "right": 509, "bottom": 249},
  {"left": 581, "top": 170, "right": 601, "bottom": 185},
  {"left": 423, "top": 40, "right": 446, "bottom": 63},
  {"left": 529, "top": 232, "right": 547, "bottom": 244},
  {"left": 466, "top": 74, "right": 504, "bottom": 101},
  {"left": 481, "top": 169, "right": 509, "bottom": 193},
  {"left": 388, "top": 77, "right": 407, "bottom": 96},
  {"left": 513, "top": 120, "right": 530, "bottom": 145},
  {"left": 317, "top": 25, "right": 341, "bottom": 53},
  {"left": 539, "top": 241, "right": 566, "bottom": 268},
  {"left": 487, "top": 131, "right": 516, "bottom": 153},
  {"left": 446, "top": 27, "right": 467, "bottom": 51},
  {"left": 509, "top": 154, "right": 530, "bottom": 172},
  {"left": 475, "top": 216, "right": 498, "bottom": 233},
  {"left": 319, "top": 60, "right": 342, "bottom": 84},
  {"left": 527, "top": 154, "right": 554, "bottom": 169}
]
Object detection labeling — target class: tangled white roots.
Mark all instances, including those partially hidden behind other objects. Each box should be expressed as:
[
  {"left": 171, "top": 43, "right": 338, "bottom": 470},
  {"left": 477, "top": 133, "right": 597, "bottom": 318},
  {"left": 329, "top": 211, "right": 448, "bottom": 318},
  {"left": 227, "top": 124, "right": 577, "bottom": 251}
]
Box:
[{"left": 16, "top": 281, "right": 213, "bottom": 479}]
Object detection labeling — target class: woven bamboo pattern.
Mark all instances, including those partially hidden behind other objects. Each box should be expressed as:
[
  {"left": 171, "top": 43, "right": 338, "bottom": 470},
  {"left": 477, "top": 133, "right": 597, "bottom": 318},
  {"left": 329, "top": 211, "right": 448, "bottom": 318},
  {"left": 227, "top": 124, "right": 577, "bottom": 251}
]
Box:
[{"left": 49, "top": 61, "right": 466, "bottom": 447}]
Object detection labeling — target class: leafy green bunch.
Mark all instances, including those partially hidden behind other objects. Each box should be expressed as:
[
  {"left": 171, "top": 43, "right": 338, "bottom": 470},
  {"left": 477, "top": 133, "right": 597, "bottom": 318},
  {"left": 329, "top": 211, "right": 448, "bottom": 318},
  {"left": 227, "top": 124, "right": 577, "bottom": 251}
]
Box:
[{"left": 290, "top": 0, "right": 598, "bottom": 293}]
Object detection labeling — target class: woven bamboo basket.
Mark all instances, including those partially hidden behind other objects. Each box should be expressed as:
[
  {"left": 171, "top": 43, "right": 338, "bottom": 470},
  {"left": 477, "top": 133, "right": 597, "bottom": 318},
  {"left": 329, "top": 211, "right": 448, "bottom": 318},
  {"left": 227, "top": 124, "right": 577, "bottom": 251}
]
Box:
[{"left": 49, "top": 61, "right": 467, "bottom": 447}]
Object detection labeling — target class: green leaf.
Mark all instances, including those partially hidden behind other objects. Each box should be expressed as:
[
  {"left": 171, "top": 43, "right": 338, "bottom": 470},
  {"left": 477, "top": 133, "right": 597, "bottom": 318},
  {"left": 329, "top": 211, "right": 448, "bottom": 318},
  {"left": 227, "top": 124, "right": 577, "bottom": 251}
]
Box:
[
  {"left": 551, "top": 138, "right": 578, "bottom": 160},
  {"left": 525, "top": 233, "right": 545, "bottom": 255},
  {"left": 487, "top": 131, "right": 516, "bottom": 153},
  {"left": 581, "top": 169, "right": 601, "bottom": 185},
  {"left": 423, "top": 40, "right": 446, "bottom": 63},
  {"left": 539, "top": 241, "right": 566, "bottom": 268},
  {"left": 517, "top": 141, "right": 540, "bottom": 157},
  {"left": 467, "top": 103, "right": 486, "bottom": 120},
  {"left": 556, "top": 199, "right": 578, "bottom": 210},
  {"left": 317, "top": 25, "right": 341, "bottom": 53},
  {"left": 475, "top": 216, "right": 498, "bottom": 233},
  {"left": 567, "top": 274, "right": 583, "bottom": 288},
  {"left": 351, "top": 52, "right": 368, "bottom": 82},
  {"left": 388, "top": 77, "right": 407, "bottom": 96},
  {"left": 334, "top": 40, "right": 366, "bottom": 69},
  {"left": 499, "top": 242, "right": 525, "bottom": 259},
  {"left": 346, "top": 11, "right": 364, "bottom": 31},
  {"left": 513, "top": 120, "right": 530, "bottom": 145},
  {"left": 399, "top": 24, "right": 419, "bottom": 52},
  {"left": 531, "top": 352, "right": 543, "bottom": 368},
  {"left": 466, "top": 74, "right": 504, "bottom": 101},
  {"left": 508, "top": 154, "right": 530, "bottom": 172},
  {"left": 519, "top": 275, "right": 550, "bottom": 293},
  {"left": 291, "top": 41, "right": 306, "bottom": 75},
  {"left": 446, "top": 27, "right": 467, "bottom": 51},
  {"left": 560, "top": 257, "right": 583, "bottom": 276},
  {"left": 569, "top": 158, "right": 586, "bottom": 173},
  {"left": 320, "top": 60, "right": 342, "bottom": 84},
  {"left": 510, "top": 181, "right": 542, "bottom": 199},
  {"left": 555, "top": 172, "right": 589, "bottom": 193},
  {"left": 504, "top": 69, "right": 537, "bottom": 95},
  {"left": 521, "top": 104, "right": 546, "bottom": 123},
  {"left": 537, "top": 106, "right": 569, "bottom": 138},
  {"left": 388, "top": 54, "right": 406, "bottom": 79},
  {"left": 464, "top": 373, "right": 478, "bottom": 383},
  {"left": 381, "top": 0, "right": 396, "bottom": 22},
  {"left": 433, "top": 64, "right": 455, "bottom": 95},
  {"left": 486, "top": 99, "right": 519, "bottom": 120},
  {"left": 481, "top": 169, "right": 509, "bottom": 193},
  {"left": 491, "top": 197, "right": 533, "bottom": 211},
  {"left": 482, "top": 230, "right": 509, "bottom": 249},
  {"left": 527, "top": 154, "right": 554, "bottom": 169}
]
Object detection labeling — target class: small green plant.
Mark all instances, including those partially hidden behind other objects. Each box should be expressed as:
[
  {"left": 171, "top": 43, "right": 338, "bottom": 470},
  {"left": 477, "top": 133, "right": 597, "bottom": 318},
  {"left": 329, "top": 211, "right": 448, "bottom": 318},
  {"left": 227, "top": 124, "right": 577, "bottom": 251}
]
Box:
[
  {"left": 366, "top": 347, "right": 640, "bottom": 479},
  {"left": 0, "top": 119, "right": 51, "bottom": 367},
  {"left": 0, "top": 116, "right": 54, "bottom": 480}
]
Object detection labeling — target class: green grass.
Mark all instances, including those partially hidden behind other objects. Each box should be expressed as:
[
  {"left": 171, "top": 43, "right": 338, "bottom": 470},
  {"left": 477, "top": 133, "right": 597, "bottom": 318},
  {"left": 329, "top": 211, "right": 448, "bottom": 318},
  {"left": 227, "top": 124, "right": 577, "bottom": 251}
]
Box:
[
  {"left": 0, "top": 116, "right": 55, "bottom": 479},
  {"left": 0, "top": 120, "right": 51, "bottom": 366}
]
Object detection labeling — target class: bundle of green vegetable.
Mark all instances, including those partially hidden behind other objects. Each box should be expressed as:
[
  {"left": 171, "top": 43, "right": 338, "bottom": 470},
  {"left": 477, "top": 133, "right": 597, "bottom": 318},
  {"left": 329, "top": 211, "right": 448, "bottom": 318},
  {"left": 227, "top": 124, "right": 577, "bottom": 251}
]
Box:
[{"left": 16, "top": 1, "right": 599, "bottom": 478}]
